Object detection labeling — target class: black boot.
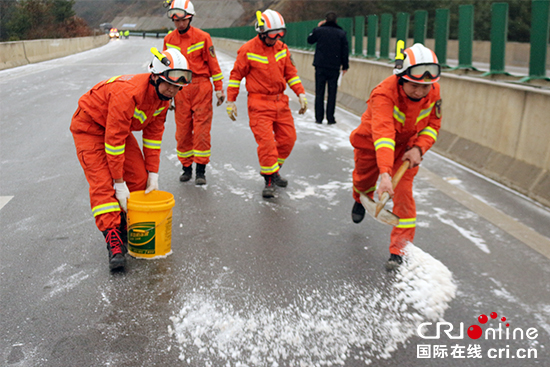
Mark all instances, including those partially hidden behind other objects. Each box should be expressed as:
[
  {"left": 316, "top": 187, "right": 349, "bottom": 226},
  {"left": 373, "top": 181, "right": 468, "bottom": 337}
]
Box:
[
  {"left": 273, "top": 171, "right": 288, "bottom": 187},
  {"left": 352, "top": 201, "right": 365, "bottom": 223},
  {"left": 262, "top": 174, "right": 275, "bottom": 198},
  {"left": 195, "top": 164, "right": 207, "bottom": 185},
  {"left": 180, "top": 165, "right": 192, "bottom": 182},
  {"left": 385, "top": 253, "right": 403, "bottom": 271},
  {"left": 102, "top": 228, "right": 127, "bottom": 270}
]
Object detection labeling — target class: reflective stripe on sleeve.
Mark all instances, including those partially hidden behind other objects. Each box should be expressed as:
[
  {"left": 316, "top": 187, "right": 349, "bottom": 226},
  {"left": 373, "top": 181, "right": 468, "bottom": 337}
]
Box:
[
  {"left": 374, "top": 138, "right": 396, "bottom": 151},
  {"left": 287, "top": 76, "right": 301, "bottom": 86},
  {"left": 92, "top": 202, "right": 121, "bottom": 217},
  {"left": 212, "top": 73, "right": 224, "bottom": 81},
  {"left": 105, "top": 143, "right": 125, "bottom": 156},
  {"left": 353, "top": 185, "right": 376, "bottom": 195},
  {"left": 228, "top": 80, "right": 241, "bottom": 88},
  {"left": 419, "top": 126, "right": 438, "bottom": 142}
]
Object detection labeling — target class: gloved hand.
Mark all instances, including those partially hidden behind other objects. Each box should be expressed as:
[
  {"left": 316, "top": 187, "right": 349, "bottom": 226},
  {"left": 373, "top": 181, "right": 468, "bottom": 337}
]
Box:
[
  {"left": 215, "top": 90, "right": 225, "bottom": 106},
  {"left": 114, "top": 181, "right": 130, "bottom": 212},
  {"left": 226, "top": 101, "right": 237, "bottom": 121},
  {"left": 298, "top": 94, "right": 308, "bottom": 115},
  {"left": 145, "top": 172, "right": 159, "bottom": 194}
]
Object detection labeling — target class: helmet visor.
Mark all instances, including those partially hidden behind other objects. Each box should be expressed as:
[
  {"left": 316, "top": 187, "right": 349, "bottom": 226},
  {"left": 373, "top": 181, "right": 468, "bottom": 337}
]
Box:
[
  {"left": 160, "top": 69, "right": 192, "bottom": 86},
  {"left": 168, "top": 8, "right": 190, "bottom": 19},
  {"left": 406, "top": 63, "right": 441, "bottom": 81},
  {"left": 265, "top": 29, "right": 286, "bottom": 39}
]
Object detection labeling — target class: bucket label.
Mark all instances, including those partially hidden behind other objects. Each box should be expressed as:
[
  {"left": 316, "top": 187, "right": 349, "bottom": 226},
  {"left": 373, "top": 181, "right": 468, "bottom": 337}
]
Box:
[{"left": 129, "top": 221, "right": 156, "bottom": 254}]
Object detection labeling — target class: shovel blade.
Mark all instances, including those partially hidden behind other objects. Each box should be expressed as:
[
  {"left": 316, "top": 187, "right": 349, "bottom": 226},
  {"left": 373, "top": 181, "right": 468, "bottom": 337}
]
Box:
[{"left": 360, "top": 193, "right": 400, "bottom": 227}]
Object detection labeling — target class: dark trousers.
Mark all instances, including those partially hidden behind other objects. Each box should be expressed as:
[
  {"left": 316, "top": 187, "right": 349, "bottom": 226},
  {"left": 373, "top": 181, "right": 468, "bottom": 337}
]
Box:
[{"left": 314, "top": 67, "right": 340, "bottom": 123}]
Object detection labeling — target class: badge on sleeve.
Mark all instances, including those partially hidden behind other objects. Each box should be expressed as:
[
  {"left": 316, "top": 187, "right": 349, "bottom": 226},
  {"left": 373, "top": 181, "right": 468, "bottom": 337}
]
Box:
[
  {"left": 209, "top": 46, "right": 216, "bottom": 58},
  {"left": 435, "top": 99, "right": 442, "bottom": 118}
]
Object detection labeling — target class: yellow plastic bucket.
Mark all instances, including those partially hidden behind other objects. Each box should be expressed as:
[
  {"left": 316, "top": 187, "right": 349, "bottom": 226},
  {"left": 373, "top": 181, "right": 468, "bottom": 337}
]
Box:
[{"left": 126, "top": 190, "right": 175, "bottom": 259}]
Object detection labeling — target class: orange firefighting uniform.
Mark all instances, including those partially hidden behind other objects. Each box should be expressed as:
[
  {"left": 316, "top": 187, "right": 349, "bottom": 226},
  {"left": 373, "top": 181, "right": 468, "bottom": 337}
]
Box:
[
  {"left": 350, "top": 75, "right": 442, "bottom": 255},
  {"left": 227, "top": 36, "right": 305, "bottom": 175},
  {"left": 163, "top": 27, "right": 224, "bottom": 167},
  {"left": 70, "top": 74, "right": 169, "bottom": 232}
]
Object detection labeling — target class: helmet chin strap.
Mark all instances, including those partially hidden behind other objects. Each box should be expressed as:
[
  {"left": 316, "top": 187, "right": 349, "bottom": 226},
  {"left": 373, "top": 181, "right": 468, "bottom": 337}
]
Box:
[{"left": 150, "top": 77, "right": 172, "bottom": 101}]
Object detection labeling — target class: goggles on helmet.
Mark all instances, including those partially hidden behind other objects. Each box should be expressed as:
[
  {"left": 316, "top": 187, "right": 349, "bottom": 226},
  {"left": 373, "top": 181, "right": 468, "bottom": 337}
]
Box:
[
  {"left": 265, "top": 29, "right": 286, "bottom": 40},
  {"left": 404, "top": 63, "right": 441, "bottom": 81},
  {"left": 159, "top": 68, "right": 192, "bottom": 86},
  {"left": 168, "top": 8, "right": 190, "bottom": 20}
]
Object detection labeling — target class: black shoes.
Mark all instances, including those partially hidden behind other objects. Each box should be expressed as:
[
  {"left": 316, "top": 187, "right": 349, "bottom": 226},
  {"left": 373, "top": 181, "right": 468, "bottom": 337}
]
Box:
[
  {"left": 179, "top": 165, "right": 192, "bottom": 182},
  {"left": 262, "top": 174, "right": 276, "bottom": 198},
  {"left": 273, "top": 172, "right": 288, "bottom": 187},
  {"left": 180, "top": 164, "right": 207, "bottom": 185},
  {"left": 102, "top": 228, "right": 127, "bottom": 270},
  {"left": 327, "top": 120, "right": 337, "bottom": 125},
  {"left": 385, "top": 253, "right": 403, "bottom": 271},
  {"left": 195, "top": 164, "right": 207, "bottom": 185},
  {"left": 352, "top": 201, "right": 365, "bottom": 223}
]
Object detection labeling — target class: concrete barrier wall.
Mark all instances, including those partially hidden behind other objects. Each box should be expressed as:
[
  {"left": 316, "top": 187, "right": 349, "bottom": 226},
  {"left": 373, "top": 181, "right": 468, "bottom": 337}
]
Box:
[
  {"left": 213, "top": 37, "right": 550, "bottom": 207},
  {"left": 0, "top": 35, "right": 109, "bottom": 70}
]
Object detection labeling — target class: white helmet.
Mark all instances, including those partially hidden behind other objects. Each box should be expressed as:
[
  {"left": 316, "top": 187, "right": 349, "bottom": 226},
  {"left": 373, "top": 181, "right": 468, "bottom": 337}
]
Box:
[
  {"left": 148, "top": 48, "right": 192, "bottom": 86},
  {"left": 255, "top": 9, "right": 286, "bottom": 35},
  {"left": 393, "top": 43, "right": 440, "bottom": 84},
  {"left": 167, "top": 0, "right": 195, "bottom": 20}
]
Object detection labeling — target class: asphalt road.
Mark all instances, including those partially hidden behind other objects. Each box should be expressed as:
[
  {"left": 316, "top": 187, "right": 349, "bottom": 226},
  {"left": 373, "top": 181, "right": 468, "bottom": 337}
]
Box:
[{"left": 1, "top": 38, "right": 549, "bottom": 367}]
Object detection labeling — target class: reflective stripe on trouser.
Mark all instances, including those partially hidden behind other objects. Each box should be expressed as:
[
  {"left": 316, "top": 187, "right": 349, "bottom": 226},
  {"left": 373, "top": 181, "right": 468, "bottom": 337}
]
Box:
[
  {"left": 352, "top": 147, "right": 419, "bottom": 256},
  {"left": 71, "top": 111, "right": 148, "bottom": 232},
  {"left": 174, "top": 80, "right": 213, "bottom": 166},
  {"left": 247, "top": 95, "right": 296, "bottom": 175}
]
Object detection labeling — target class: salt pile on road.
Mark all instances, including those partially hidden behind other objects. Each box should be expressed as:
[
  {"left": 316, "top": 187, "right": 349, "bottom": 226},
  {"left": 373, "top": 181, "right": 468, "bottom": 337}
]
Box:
[{"left": 169, "top": 244, "right": 456, "bottom": 365}]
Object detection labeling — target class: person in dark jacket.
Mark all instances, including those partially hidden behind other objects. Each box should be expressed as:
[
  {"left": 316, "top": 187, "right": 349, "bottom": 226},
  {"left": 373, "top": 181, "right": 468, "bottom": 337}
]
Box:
[{"left": 307, "top": 11, "right": 349, "bottom": 125}]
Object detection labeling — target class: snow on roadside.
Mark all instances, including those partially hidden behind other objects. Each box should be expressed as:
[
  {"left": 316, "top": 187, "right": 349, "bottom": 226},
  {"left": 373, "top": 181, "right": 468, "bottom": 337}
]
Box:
[{"left": 169, "top": 244, "right": 456, "bottom": 365}]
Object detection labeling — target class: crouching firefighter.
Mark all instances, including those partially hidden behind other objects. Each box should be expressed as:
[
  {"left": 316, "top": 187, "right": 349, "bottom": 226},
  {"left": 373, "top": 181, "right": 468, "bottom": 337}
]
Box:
[{"left": 70, "top": 48, "right": 192, "bottom": 270}]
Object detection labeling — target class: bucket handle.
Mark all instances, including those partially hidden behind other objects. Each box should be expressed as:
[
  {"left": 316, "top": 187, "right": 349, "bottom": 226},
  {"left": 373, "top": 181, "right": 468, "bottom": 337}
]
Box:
[{"left": 128, "top": 211, "right": 171, "bottom": 234}]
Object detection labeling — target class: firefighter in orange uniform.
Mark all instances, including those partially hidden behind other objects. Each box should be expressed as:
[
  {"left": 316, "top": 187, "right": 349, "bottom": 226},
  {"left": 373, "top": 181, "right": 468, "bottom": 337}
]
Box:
[
  {"left": 226, "top": 9, "right": 307, "bottom": 198},
  {"left": 163, "top": 0, "right": 225, "bottom": 185},
  {"left": 350, "top": 43, "right": 443, "bottom": 270},
  {"left": 70, "top": 48, "right": 192, "bottom": 271}
]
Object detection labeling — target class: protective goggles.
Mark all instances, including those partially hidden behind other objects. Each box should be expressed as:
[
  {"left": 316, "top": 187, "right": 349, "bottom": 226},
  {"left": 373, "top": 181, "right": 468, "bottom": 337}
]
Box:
[
  {"left": 265, "top": 29, "right": 286, "bottom": 39},
  {"left": 405, "top": 63, "right": 441, "bottom": 81},
  {"left": 159, "top": 68, "right": 192, "bottom": 86},
  {"left": 167, "top": 8, "right": 191, "bottom": 20}
]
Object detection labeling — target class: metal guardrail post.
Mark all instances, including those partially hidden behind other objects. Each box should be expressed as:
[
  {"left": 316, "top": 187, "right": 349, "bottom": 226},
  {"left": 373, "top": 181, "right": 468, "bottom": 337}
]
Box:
[
  {"left": 379, "top": 13, "right": 393, "bottom": 60},
  {"left": 339, "top": 17, "right": 354, "bottom": 56},
  {"left": 521, "top": 0, "right": 550, "bottom": 82},
  {"left": 414, "top": 10, "right": 428, "bottom": 45},
  {"left": 366, "top": 14, "right": 378, "bottom": 58},
  {"left": 482, "top": 2, "right": 511, "bottom": 77},
  {"left": 434, "top": 8, "right": 450, "bottom": 68},
  {"left": 396, "top": 12, "right": 410, "bottom": 52},
  {"left": 354, "top": 15, "right": 365, "bottom": 56},
  {"left": 454, "top": 4, "right": 479, "bottom": 71}
]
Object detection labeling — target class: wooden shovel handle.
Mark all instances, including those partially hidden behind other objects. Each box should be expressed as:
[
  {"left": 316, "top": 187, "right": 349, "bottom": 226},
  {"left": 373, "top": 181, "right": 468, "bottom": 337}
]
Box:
[{"left": 375, "top": 160, "right": 411, "bottom": 216}]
